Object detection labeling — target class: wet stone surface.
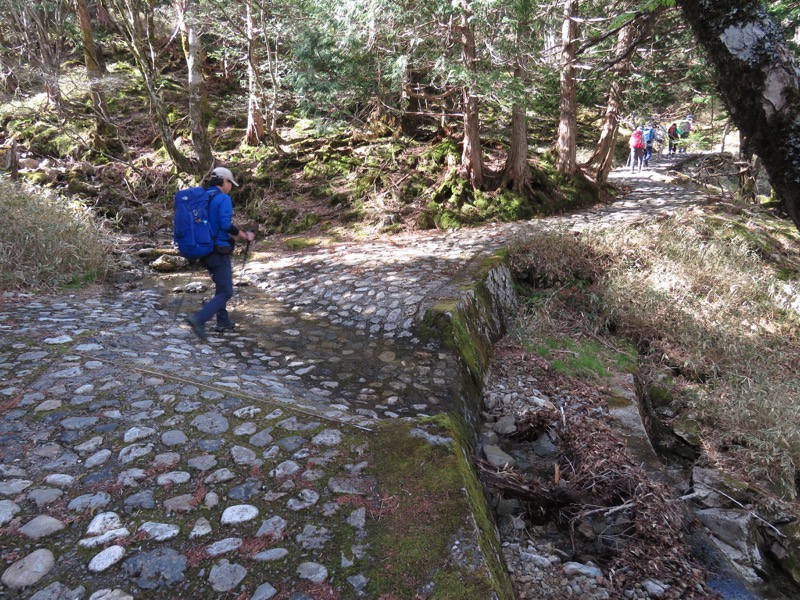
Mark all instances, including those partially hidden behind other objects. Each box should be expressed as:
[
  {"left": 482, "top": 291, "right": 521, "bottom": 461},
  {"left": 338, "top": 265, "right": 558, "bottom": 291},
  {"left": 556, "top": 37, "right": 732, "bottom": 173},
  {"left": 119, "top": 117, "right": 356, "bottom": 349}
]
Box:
[{"left": 0, "top": 158, "right": 709, "bottom": 598}]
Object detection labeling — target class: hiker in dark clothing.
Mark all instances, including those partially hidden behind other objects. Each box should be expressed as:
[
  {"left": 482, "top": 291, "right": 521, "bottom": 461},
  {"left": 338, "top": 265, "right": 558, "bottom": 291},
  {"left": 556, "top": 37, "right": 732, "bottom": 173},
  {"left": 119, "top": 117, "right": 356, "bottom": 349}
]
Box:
[
  {"left": 668, "top": 123, "right": 679, "bottom": 156},
  {"left": 185, "top": 167, "right": 255, "bottom": 341}
]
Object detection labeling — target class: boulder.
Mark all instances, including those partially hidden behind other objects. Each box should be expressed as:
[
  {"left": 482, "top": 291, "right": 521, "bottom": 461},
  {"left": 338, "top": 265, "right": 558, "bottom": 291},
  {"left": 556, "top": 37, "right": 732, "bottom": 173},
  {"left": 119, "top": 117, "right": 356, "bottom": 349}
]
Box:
[
  {"left": 151, "top": 255, "right": 189, "bottom": 272},
  {"left": 696, "top": 508, "right": 764, "bottom": 584}
]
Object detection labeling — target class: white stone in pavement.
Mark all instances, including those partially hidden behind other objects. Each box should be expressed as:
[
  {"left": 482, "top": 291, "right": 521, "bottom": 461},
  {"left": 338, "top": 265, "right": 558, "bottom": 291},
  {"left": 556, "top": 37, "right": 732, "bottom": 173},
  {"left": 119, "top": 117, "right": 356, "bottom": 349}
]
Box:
[
  {"left": 311, "top": 429, "right": 342, "bottom": 446},
  {"left": 231, "top": 445, "right": 260, "bottom": 465},
  {"left": 85, "top": 449, "right": 112, "bottom": 468},
  {"left": 139, "top": 522, "right": 180, "bottom": 541},
  {"left": 79, "top": 528, "right": 130, "bottom": 548},
  {"left": 221, "top": 504, "right": 258, "bottom": 525},
  {"left": 204, "top": 468, "right": 235, "bottom": 483},
  {"left": 0, "top": 499, "right": 20, "bottom": 526},
  {"left": 44, "top": 335, "right": 72, "bottom": 344},
  {"left": 252, "top": 582, "right": 278, "bottom": 600},
  {"left": 19, "top": 515, "right": 65, "bottom": 539},
  {"left": 209, "top": 559, "right": 247, "bottom": 592},
  {"left": 118, "top": 443, "right": 153, "bottom": 464},
  {"left": 270, "top": 460, "right": 301, "bottom": 478},
  {"left": 297, "top": 561, "right": 328, "bottom": 584},
  {"left": 75, "top": 343, "right": 103, "bottom": 351},
  {"left": 253, "top": 548, "right": 289, "bottom": 562},
  {"left": 75, "top": 436, "right": 104, "bottom": 455},
  {"left": 88, "top": 545, "right": 126, "bottom": 573},
  {"left": 234, "top": 406, "right": 261, "bottom": 418},
  {"left": 89, "top": 588, "right": 133, "bottom": 600},
  {"left": 0, "top": 479, "right": 32, "bottom": 496},
  {"left": 156, "top": 471, "right": 191, "bottom": 486},
  {"left": 234, "top": 422, "right": 257, "bottom": 435},
  {"left": 86, "top": 512, "right": 123, "bottom": 536},
  {"left": 44, "top": 473, "right": 75, "bottom": 488},
  {"left": 190, "top": 517, "right": 212, "bottom": 538},
  {"left": 1, "top": 548, "right": 55, "bottom": 589},
  {"left": 34, "top": 399, "right": 62, "bottom": 412},
  {"left": 123, "top": 426, "right": 156, "bottom": 443},
  {"left": 207, "top": 537, "right": 243, "bottom": 556}
]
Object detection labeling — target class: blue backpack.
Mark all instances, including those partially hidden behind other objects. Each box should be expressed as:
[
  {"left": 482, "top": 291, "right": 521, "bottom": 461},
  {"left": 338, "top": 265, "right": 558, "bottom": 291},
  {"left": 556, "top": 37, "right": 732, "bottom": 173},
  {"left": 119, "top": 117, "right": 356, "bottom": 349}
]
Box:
[
  {"left": 173, "top": 187, "right": 219, "bottom": 259},
  {"left": 643, "top": 126, "right": 656, "bottom": 143}
]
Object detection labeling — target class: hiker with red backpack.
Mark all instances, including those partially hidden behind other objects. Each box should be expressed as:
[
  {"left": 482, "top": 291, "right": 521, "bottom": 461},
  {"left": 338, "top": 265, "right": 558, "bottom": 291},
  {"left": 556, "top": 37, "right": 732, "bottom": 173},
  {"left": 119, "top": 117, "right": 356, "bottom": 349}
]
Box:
[
  {"left": 629, "top": 127, "right": 646, "bottom": 173},
  {"left": 668, "top": 122, "right": 679, "bottom": 155}
]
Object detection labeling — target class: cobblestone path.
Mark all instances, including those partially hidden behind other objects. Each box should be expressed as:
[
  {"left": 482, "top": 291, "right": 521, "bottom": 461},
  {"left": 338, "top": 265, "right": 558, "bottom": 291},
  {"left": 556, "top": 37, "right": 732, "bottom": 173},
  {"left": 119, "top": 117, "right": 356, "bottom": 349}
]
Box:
[{"left": 0, "top": 157, "right": 707, "bottom": 599}]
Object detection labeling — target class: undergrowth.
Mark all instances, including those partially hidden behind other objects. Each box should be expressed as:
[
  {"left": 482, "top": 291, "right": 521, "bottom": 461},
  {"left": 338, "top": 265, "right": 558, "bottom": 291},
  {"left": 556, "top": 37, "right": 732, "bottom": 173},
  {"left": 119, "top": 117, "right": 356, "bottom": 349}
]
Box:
[
  {"left": 508, "top": 202, "right": 800, "bottom": 498},
  {"left": 0, "top": 178, "right": 114, "bottom": 290}
]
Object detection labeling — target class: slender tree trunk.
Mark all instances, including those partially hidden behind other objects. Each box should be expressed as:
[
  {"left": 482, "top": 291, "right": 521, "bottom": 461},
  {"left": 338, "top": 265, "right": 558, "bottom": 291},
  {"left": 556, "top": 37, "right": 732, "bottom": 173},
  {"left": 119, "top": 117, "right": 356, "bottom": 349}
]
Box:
[
  {"left": 676, "top": 0, "right": 800, "bottom": 231},
  {"left": 105, "top": 0, "right": 192, "bottom": 173},
  {"left": 501, "top": 63, "right": 530, "bottom": 193},
  {"left": 177, "top": 0, "right": 213, "bottom": 172},
  {"left": 76, "top": 0, "right": 121, "bottom": 153},
  {"left": 582, "top": 24, "right": 637, "bottom": 181},
  {"left": 245, "top": 2, "right": 265, "bottom": 146},
  {"left": 264, "top": 36, "right": 286, "bottom": 152},
  {"left": 458, "top": 0, "right": 483, "bottom": 190},
  {"left": 555, "top": 0, "right": 578, "bottom": 176},
  {"left": 27, "top": 4, "right": 65, "bottom": 113}
]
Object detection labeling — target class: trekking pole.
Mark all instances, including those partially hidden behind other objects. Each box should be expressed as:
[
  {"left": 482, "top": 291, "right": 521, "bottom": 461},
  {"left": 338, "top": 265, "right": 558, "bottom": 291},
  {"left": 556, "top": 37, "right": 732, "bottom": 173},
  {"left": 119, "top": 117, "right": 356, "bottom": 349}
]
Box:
[
  {"left": 231, "top": 225, "right": 258, "bottom": 312},
  {"left": 237, "top": 224, "right": 258, "bottom": 286}
]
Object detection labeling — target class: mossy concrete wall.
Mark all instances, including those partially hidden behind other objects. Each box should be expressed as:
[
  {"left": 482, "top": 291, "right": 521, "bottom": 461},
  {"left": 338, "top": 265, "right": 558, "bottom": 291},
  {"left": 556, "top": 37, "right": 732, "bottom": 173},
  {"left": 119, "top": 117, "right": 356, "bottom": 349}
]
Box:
[
  {"left": 415, "top": 250, "right": 519, "bottom": 599},
  {"left": 419, "top": 250, "right": 517, "bottom": 423}
]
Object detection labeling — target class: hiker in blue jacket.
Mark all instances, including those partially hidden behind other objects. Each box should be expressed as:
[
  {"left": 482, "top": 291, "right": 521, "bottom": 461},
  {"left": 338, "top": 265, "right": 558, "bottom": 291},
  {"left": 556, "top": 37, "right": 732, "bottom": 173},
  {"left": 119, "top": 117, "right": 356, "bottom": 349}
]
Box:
[
  {"left": 642, "top": 123, "right": 657, "bottom": 167},
  {"left": 186, "top": 167, "right": 255, "bottom": 340}
]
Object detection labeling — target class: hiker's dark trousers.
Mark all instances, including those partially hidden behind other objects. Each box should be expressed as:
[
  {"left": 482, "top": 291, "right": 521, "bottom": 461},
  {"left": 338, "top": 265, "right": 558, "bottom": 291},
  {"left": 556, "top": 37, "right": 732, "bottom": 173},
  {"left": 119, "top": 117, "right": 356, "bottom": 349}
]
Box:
[{"left": 196, "top": 252, "right": 233, "bottom": 326}]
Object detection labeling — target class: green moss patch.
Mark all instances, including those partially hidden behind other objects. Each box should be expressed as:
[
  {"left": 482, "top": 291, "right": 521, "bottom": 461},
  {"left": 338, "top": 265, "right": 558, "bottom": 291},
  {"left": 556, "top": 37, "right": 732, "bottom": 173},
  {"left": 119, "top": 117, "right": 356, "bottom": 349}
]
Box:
[{"left": 364, "top": 419, "right": 513, "bottom": 599}]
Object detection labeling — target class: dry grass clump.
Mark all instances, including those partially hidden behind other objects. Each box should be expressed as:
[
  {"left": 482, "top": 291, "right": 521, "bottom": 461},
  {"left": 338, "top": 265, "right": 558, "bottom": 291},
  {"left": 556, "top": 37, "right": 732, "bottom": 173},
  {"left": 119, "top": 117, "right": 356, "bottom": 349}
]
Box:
[
  {"left": 0, "top": 179, "right": 114, "bottom": 290},
  {"left": 509, "top": 205, "right": 800, "bottom": 497}
]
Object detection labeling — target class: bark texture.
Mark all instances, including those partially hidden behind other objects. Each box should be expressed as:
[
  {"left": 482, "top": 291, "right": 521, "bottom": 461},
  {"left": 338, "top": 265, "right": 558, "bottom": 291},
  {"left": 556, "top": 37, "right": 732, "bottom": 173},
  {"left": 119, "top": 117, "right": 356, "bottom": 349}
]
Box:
[
  {"left": 178, "top": 0, "right": 214, "bottom": 172},
  {"left": 581, "top": 24, "right": 636, "bottom": 182},
  {"left": 501, "top": 60, "right": 532, "bottom": 194},
  {"left": 76, "top": 0, "right": 120, "bottom": 153},
  {"left": 555, "top": 0, "right": 578, "bottom": 176},
  {"left": 677, "top": 0, "right": 800, "bottom": 229},
  {"left": 245, "top": 2, "right": 266, "bottom": 147},
  {"left": 458, "top": 0, "right": 484, "bottom": 190}
]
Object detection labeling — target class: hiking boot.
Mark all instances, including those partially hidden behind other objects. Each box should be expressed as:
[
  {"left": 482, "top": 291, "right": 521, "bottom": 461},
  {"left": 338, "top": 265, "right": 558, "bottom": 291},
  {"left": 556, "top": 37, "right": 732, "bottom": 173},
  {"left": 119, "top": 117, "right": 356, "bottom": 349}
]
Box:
[
  {"left": 214, "top": 320, "right": 235, "bottom": 332},
  {"left": 185, "top": 316, "right": 207, "bottom": 340}
]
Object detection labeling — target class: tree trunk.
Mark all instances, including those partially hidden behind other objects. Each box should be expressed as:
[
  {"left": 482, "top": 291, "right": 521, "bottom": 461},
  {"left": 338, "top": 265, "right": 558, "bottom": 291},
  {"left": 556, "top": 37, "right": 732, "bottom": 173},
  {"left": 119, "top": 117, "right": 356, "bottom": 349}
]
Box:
[
  {"left": 76, "top": 0, "right": 121, "bottom": 153},
  {"left": 555, "top": 0, "right": 578, "bottom": 176},
  {"left": 177, "top": 0, "right": 214, "bottom": 172},
  {"left": 582, "top": 23, "right": 637, "bottom": 182},
  {"left": 245, "top": 2, "right": 265, "bottom": 147},
  {"left": 27, "top": 3, "right": 65, "bottom": 113},
  {"left": 458, "top": 0, "right": 483, "bottom": 189},
  {"left": 676, "top": 0, "right": 800, "bottom": 231},
  {"left": 502, "top": 101, "right": 530, "bottom": 193},
  {"left": 105, "top": 0, "right": 192, "bottom": 174}
]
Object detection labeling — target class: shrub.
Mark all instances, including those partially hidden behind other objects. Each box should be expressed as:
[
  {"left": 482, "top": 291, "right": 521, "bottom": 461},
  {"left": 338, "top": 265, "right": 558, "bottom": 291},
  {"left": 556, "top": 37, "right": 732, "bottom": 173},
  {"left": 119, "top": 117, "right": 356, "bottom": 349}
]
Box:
[{"left": 0, "top": 179, "right": 114, "bottom": 289}]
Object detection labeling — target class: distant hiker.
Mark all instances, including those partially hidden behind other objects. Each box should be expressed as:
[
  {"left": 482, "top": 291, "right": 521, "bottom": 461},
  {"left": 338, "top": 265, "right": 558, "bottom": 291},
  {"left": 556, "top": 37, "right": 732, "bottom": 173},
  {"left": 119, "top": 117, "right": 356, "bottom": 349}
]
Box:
[
  {"left": 668, "top": 123, "right": 679, "bottom": 155},
  {"left": 676, "top": 114, "right": 693, "bottom": 153},
  {"left": 642, "top": 123, "right": 657, "bottom": 167},
  {"left": 185, "top": 167, "right": 255, "bottom": 341},
  {"left": 629, "top": 127, "right": 646, "bottom": 173}
]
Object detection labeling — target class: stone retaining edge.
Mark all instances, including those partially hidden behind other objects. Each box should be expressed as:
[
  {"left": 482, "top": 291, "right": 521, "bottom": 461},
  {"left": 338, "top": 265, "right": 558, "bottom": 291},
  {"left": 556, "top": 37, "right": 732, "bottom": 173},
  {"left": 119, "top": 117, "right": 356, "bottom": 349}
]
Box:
[{"left": 416, "top": 250, "right": 519, "bottom": 599}]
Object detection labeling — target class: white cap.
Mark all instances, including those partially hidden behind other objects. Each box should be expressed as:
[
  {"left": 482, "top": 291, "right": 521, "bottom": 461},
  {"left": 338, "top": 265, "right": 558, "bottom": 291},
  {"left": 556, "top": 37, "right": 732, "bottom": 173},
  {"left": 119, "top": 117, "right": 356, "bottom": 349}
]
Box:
[{"left": 211, "top": 166, "right": 239, "bottom": 186}]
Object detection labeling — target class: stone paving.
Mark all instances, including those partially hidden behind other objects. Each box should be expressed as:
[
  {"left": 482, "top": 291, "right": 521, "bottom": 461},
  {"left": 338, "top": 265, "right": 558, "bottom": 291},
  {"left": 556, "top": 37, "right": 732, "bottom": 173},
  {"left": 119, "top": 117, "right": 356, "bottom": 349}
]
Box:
[{"left": 0, "top": 157, "right": 707, "bottom": 599}]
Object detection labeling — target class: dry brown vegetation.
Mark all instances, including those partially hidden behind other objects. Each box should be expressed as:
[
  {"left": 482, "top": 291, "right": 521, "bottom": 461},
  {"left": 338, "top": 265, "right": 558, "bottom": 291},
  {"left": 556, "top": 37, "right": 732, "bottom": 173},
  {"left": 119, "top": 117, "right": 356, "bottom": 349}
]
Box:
[
  {"left": 509, "top": 201, "right": 800, "bottom": 498},
  {"left": 0, "top": 179, "right": 114, "bottom": 289}
]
